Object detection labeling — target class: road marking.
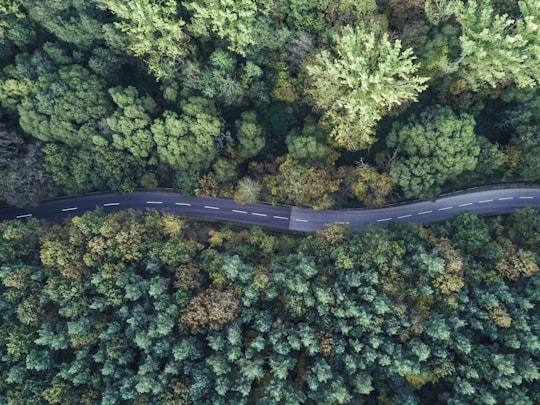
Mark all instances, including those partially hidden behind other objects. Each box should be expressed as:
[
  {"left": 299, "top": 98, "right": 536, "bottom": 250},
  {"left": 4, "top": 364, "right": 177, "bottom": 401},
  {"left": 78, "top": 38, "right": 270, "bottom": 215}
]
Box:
[
  {"left": 274, "top": 216, "right": 289, "bottom": 220},
  {"left": 458, "top": 203, "right": 473, "bottom": 207},
  {"left": 204, "top": 205, "right": 220, "bottom": 210},
  {"left": 418, "top": 210, "right": 432, "bottom": 215},
  {"left": 498, "top": 197, "right": 513, "bottom": 200},
  {"left": 252, "top": 212, "right": 267, "bottom": 217},
  {"left": 438, "top": 206, "right": 453, "bottom": 211},
  {"left": 377, "top": 218, "right": 392, "bottom": 222},
  {"left": 295, "top": 219, "right": 308, "bottom": 222},
  {"left": 335, "top": 221, "right": 350, "bottom": 224},
  {"left": 519, "top": 196, "right": 534, "bottom": 199},
  {"left": 146, "top": 201, "right": 163, "bottom": 204},
  {"left": 175, "top": 202, "right": 191, "bottom": 206},
  {"left": 61, "top": 207, "right": 78, "bottom": 212},
  {"left": 16, "top": 214, "right": 32, "bottom": 219},
  {"left": 478, "top": 199, "right": 493, "bottom": 203},
  {"left": 397, "top": 214, "right": 412, "bottom": 219},
  {"left": 103, "top": 203, "right": 120, "bottom": 207},
  {"left": 232, "top": 209, "right": 247, "bottom": 214}
]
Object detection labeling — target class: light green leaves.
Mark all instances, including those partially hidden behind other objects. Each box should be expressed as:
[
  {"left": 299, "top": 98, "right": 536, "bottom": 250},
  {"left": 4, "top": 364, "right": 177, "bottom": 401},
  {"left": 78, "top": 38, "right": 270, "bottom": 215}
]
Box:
[
  {"left": 455, "top": 0, "right": 540, "bottom": 91},
  {"left": 151, "top": 97, "right": 221, "bottom": 171},
  {"left": 305, "top": 25, "right": 428, "bottom": 151}
]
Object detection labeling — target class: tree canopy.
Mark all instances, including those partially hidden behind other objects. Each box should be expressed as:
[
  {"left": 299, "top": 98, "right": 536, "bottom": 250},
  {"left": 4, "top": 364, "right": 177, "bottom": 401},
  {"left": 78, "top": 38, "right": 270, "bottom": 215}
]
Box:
[{"left": 305, "top": 25, "right": 429, "bottom": 150}]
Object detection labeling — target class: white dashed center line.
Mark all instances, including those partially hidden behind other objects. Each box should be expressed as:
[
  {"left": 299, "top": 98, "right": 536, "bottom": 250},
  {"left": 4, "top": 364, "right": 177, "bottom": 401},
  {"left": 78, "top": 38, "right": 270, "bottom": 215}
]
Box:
[
  {"left": 438, "top": 206, "right": 453, "bottom": 211},
  {"left": 498, "top": 197, "right": 513, "bottom": 200},
  {"left": 377, "top": 218, "right": 392, "bottom": 222},
  {"left": 204, "top": 206, "right": 219, "bottom": 210},
  {"left": 478, "top": 200, "right": 493, "bottom": 203},
  {"left": 398, "top": 214, "right": 412, "bottom": 219},
  {"left": 232, "top": 210, "right": 247, "bottom": 214},
  {"left": 103, "top": 203, "right": 120, "bottom": 207},
  {"left": 418, "top": 210, "right": 432, "bottom": 215},
  {"left": 335, "top": 221, "right": 350, "bottom": 224},
  {"left": 519, "top": 196, "right": 534, "bottom": 199},
  {"left": 146, "top": 201, "right": 163, "bottom": 204},
  {"left": 252, "top": 212, "right": 267, "bottom": 217},
  {"left": 274, "top": 216, "right": 289, "bottom": 220},
  {"left": 175, "top": 202, "right": 191, "bottom": 206},
  {"left": 61, "top": 207, "right": 78, "bottom": 212},
  {"left": 16, "top": 214, "right": 32, "bottom": 219},
  {"left": 458, "top": 203, "right": 473, "bottom": 207},
  {"left": 295, "top": 219, "right": 308, "bottom": 222}
]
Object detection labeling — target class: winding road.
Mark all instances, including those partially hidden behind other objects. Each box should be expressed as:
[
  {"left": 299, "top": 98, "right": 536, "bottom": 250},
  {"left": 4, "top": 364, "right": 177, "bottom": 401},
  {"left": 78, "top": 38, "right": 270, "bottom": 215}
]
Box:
[{"left": 0, "top": 188, "right": 538, "bottom": 232}]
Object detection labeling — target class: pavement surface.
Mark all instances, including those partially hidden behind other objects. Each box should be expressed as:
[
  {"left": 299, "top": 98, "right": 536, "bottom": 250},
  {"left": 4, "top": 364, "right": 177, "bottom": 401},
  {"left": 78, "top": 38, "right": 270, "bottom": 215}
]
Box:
[{"left": 0, "top": 188, "right": 538, "bottom": 233}]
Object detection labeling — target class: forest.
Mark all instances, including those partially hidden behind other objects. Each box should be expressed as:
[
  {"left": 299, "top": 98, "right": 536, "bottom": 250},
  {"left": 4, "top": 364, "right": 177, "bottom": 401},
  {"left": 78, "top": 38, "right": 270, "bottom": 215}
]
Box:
[
  {"left": 0, "top": 207, "right": 539, "bottom": 403},
  {"left": 1, "top": 1, "right": 540, "bottom": 404},
  {"left": 0, "top": 0, "right": 539, "bottom": 208}
]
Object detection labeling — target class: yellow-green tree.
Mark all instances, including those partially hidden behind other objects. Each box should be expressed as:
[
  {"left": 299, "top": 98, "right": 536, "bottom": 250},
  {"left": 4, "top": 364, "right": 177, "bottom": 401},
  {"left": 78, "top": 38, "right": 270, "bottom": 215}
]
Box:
[{"left": 305, "top": 25, "right": 428, "bottom": 151}]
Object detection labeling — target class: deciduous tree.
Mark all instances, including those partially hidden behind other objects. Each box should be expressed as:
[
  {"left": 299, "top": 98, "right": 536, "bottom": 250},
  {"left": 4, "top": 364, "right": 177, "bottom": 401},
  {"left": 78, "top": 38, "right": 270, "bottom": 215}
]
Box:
[{"left": 305, "top": 25, "right": 428, "bottom": 150}]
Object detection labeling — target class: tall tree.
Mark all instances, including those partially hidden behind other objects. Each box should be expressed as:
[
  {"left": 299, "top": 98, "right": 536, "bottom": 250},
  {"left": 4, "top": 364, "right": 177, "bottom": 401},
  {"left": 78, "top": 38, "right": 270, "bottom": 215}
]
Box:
[
  {"left": 151, "top": 97, "right": 221, "bottom": 172},
  {"left": 98, "top": 0, "right": 191, "bottom": 81},
  {"left": 305, "top": 25, "right": 428, "bottom": 150},
  {"left": 387, "top": 105, "right": 480, "bottom": 198},
  {"left": 454, "top": 0, "right": 540, "bottom": 91}
]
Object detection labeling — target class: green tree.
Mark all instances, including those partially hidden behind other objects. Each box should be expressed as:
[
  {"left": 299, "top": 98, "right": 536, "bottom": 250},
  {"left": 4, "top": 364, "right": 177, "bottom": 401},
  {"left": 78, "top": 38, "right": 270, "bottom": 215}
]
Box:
[
  {"left": 286, "top": 124, "right": 327, "bottom": 162},
  {"left": 98, "top": 0, "right": 191, "bottom": 80},
  {"left": 234, "top": 111, "right": 265, "bottom": 159},
  {"left": 184, "top": 0, "right": 272, "bottom": 56},
  {"left": 107, "top": 86, "right": 157, "bottom": 160},
  {"left": 14, "top": 60, "right": 112, "bottom": 148},
  {"left": 455, "top": 0, "right": 540, "bottom": 91},
  {"left": 305, "top": 25, "right": 428, "bottom": 150},
  {"left": 388, "top": 105, "right": 480, "bottom": 198},
  {"left": 151, "top": 97, "right": 221, "bottom": 171},
  {"left": 21, "top": 0, "right": 106, "bottom": 49}
]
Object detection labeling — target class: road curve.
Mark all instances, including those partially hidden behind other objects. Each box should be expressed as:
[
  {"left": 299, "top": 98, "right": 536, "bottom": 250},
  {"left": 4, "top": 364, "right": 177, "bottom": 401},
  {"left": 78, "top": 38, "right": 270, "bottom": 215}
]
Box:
[{"left": 0, "top": 188, "right": 538, "bottom": 233}]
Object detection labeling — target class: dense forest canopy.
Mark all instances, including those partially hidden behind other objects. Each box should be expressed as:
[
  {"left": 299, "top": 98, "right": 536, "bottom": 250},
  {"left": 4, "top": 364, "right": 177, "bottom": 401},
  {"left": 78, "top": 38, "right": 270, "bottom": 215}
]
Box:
[
  {"left": 2, "top": 1, "right": 540, "bottom": 403},
  {"left": 0, "top": 207, "right": 539, "bottom": 403},
  {"left": 0, "top": 0, "right": 539, "bottom": 208}
]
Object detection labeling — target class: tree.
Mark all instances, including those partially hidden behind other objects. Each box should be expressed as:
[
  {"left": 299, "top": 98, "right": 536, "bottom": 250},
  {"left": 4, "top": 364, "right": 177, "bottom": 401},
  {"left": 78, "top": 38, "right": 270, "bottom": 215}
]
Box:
[
  {"left": 181, "top": 49, "right": 245, "bottom": 107},
  {"left": 98, "top": 0, "right": 191, "bottom": 80},
  {"left": 454, "top": 0, "right": 540, "bottom": 91},
  {"left": 151, "top": 97, "right": 221, "bottom": 172},
  {"left": 107, "top": 86, "right": 157, "bottom": 160},
  {"left": 349, "top": 166, "right": 393, "bottom": 207},
  {"left": 0, "top": 142, "right": 58, "bottom": 207},
  {"left": 305, "top": 25, "right": 428, "bottom": 150},
  {"left": 184, "top": 0, "right": 272, "bottom": 56},
  {"left": 234, "top": 178, "right": 262, "bottom": 204},
  {"left": 16, "top": 63, "right": 112, "bottom": 148},
  {"left": 234, "top": 111, "right": 265, "bottom": 159},
  {"left": 388, "top": 105, "right": 480, "bottom": 198},
  {"left": 180, "top": 286, "right": 241, "bottom": 333},
  {"left": 264, "top": 155, "right": 341, "bottom": 209},
  {"left": 21, "top": 0, "right": 106, "bottom": 50},
  {"left": 286, "top": 124, "right": 327, "bottom": 162}
]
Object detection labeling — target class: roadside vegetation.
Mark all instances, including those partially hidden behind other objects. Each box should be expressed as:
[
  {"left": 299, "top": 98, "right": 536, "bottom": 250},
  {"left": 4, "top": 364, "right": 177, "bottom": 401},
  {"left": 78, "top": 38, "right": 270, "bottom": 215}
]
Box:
[
  {"left": 1, "top": 208, "right": 539, "bottom": 403},
  {"left": 1, "top": 0, "right": 539, "bottom": 208}
]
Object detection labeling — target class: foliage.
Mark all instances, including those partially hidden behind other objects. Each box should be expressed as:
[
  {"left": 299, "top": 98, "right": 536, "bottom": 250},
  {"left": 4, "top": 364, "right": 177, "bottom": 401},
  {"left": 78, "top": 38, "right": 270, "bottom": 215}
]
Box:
[
  {"left": 264, "top": 155, "right": 341, "bottom": 209},
  {"left": 455, "top": 0, "right": 540, "bottom": 91},
  {"left": 387, "top": 105, "right": 480, "bottom": 198},
  {"left": 151, "top": 97, "right": 221, "bottom": 172},
  {"left": 305, "top": 25, "right": 428, "bottom": 150},
  {"left": 98, "top": 0, "right": 190, "bottom": 81},
  {"left": 1, "top": 209, "right": 539, "bottom": 403}
]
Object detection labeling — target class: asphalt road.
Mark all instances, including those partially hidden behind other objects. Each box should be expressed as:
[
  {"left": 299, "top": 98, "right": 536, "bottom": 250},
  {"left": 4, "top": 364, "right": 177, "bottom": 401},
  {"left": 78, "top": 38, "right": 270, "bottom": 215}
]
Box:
[{"left": 0, "top": 188, "right": 538, "bottom": 233}]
